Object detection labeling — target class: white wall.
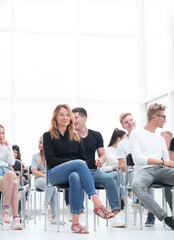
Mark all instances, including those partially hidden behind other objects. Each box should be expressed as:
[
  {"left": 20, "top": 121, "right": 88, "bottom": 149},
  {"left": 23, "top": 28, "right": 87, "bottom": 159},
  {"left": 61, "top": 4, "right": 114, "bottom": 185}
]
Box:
[{"left": 0, "top": 0, "right": 173, "bottom": 165}]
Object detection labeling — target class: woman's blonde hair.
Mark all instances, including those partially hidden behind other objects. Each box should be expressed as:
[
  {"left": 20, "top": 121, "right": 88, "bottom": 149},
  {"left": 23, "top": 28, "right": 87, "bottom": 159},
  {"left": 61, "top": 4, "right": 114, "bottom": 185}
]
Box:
[
  {"left": 49, "top": 104, "right": 80, "bottom": 142},
  {"left": 147, "top": 103, "right": 167, "bottom": 121},
  {"left": 39, "top": 135, "right": 45, "bottom": 168}
]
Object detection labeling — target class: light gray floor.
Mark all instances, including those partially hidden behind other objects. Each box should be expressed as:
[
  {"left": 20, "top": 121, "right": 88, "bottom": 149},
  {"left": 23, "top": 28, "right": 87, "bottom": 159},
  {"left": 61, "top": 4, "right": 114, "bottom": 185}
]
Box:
[{"left": 1, "top": 210, "right": 174, "bottom": 240}]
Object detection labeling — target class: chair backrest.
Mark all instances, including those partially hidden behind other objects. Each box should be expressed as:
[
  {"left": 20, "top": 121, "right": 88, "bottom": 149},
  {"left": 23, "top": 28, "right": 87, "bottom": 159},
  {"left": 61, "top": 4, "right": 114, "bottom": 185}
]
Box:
[
  {"left": 13, "top": 159, "right": 23, "bottom": 171},
  {"left": 126, "top": 154, "right": 134, "bottom": 167},
  {"left": 13, "top": 159, "right": 23, "bottom": 186}
]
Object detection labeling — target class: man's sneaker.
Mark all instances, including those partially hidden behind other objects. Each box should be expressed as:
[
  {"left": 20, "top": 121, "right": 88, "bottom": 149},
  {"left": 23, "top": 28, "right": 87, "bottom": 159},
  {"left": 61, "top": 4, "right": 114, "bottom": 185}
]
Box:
[
  {"left": 111, "top": 211, "right": 125, "bottom": 228},
  {"left": 51, "top": 217, "right": 63, "bottom": 225},
  {"left": 145, "top": 212, "right": 155, "bottom": 227},
  {"left": 165, "top": 216, "right": 174, "bottom": 230},
  {"left": 11, "top": 218, "right": 23, "bottom": 230},
  {"left": 127, "top": 197, "right": 134, "bottom": 214},
  {"left": 1, "top": 209, "right": 11, "bottom": 224},
  {"left": 24, "top": 184, "right": 30, "bottom": 193},
  {"left": 132, "top": 199, "right": 145, "bottom": 212}
]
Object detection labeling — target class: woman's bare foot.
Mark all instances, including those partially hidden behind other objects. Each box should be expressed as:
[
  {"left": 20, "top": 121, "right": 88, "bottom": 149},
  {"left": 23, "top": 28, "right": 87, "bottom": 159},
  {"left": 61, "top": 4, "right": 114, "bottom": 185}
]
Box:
[
  {"left": 93, "top": 205, "right": 114, "bottom": 219},
  {"left": 71, "top": 223, "right": 89, "bottom": 234},
  {"left": 92, "top": 194, "right": 114, "bottom": 219}
]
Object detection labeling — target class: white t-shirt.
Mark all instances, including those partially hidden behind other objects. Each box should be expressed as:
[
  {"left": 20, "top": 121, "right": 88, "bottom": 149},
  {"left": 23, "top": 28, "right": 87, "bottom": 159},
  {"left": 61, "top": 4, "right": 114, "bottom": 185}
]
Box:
[
  {"left": 129, "top": 127, "right": 169, "bottom": 172},
  {"left": 0, "top": 144, "right": 15, "bottom": 167},
  {"left": 101, "top": 146, "right": 118, "bottom": 172},
  {"left": 31, "top": 152, "right": 45, "bottom": 178},
  {"left": 116, "top": 137, "right": 130, "bottom": 159}
]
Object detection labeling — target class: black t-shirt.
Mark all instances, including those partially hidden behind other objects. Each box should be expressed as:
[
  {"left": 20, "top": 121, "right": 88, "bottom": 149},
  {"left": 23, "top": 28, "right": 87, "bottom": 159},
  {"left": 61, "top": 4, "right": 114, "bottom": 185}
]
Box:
[
  {"left": 169, "top": 138, "right": 174, "bottom": 151},
  {"left": 82, "top": 129, "right": 104, "bottom": 169},
  {"left": 43, "top": 129, "right": 87, "bottom": 169}
]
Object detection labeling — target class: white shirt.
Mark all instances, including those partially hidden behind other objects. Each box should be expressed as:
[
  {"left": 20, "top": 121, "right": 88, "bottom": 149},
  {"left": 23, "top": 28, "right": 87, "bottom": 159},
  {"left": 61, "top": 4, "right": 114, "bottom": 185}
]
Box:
[
  {"left": 129, "top": 128, "right": 169, "bottom": 172},
  {"left": 0, "top": 144, "right": 15, "bottom": 167},
  {"left": 101, "top": 146, "right": 118, "bottom": 172},
  {"left": 116, "top": 137, "right": 130, "bottom": 159}
]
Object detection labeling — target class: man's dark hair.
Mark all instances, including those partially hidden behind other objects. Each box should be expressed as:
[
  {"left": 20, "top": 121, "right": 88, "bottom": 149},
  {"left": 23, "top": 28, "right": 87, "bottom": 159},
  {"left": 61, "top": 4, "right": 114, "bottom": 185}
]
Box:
[{"left": 72, "top": 107, "right": 87, "bottom": 117}]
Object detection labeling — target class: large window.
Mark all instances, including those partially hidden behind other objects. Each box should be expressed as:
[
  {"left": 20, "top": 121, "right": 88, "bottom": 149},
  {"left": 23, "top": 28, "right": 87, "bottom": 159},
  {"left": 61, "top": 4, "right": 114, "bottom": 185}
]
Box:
[{"left": 0, "top": 0, "right": 173, "bottom": 164}]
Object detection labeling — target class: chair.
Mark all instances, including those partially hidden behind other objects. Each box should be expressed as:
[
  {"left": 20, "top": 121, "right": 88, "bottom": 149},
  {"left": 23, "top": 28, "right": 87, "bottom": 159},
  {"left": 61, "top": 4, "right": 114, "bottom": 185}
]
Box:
[
  {"left": 125, "top": 154, "right": 174, "bottom": 230},
  {"left": 44, "top": 164, "right": 68, "bottom": 232},
  {"left": 27, "top": 165, "right": 44, "bottom": 224},
  {"left": 93, "top": 185, "right": 109, "bottom": 231},
  {"left": 13, "top": 159, "right": 26, "bottom": 227},
  {"left": 0, "top": 192, "right": 3, "bottom": 225}
]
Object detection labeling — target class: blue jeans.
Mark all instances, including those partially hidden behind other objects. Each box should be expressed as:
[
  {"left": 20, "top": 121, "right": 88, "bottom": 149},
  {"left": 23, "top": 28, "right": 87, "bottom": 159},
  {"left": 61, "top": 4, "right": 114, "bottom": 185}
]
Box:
[
  {"left": 48, "top": 160, "right": 96, "bottom": 214},
  {"left": 106, "top": 171, "right": 125, "bottom": 200},
  {"left": 90, "top": 169, "right": 121, "bottom": 211},
  {"left": 0, "top": 166, "right": 11, "bottom": 176}
]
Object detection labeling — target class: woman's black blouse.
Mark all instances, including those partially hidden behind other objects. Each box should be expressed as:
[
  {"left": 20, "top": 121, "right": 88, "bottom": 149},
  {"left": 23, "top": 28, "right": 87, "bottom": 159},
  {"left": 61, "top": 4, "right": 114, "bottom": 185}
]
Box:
[{"left": 43, "top": 129, "right": 87, "bottom": 169}]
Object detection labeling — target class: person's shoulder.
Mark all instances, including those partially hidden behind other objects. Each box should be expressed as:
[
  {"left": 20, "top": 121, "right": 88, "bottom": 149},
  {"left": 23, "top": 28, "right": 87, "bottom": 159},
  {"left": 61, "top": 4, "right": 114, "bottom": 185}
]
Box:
[
  {"left": 118, "top": 137, "right": 129, "bottom": 147},
  {"left": 32, "top": 152, "right": 40, "bottom": 159},
  {"left": 89, "top": 129, "right": 102, "bottom": 137},
  {"left": 43, "top": 131, "right": 52, "bottom": 139}
]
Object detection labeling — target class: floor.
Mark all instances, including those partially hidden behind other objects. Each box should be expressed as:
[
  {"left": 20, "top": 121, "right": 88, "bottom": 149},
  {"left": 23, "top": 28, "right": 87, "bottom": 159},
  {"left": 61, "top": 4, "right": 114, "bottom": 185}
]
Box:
[{"left": 1, "top": 210, "right": 174, "bottom": 240}]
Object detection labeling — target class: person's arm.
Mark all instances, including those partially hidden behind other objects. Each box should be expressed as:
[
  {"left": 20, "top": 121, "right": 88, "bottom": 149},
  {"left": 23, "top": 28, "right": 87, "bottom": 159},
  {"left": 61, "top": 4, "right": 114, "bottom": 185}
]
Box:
[
  {"left": 77, "top": 137, "right": 87, "bottom": 161},
  {"left": 95, "top": 147, "right": 106, "bottom": 168},
  {"left": 43, "top": 132, "right": 70, "bottom": 169},
  {"left": 32, "top": 168, "right": 46, "bottom": 178},
  {"left": 100, "top": 163, "right": 116, "bottom": 172},
  {"left": 169, "top": 151, "right": 174, "bottom": 162},
  {"left": 118, "top": 158, "right": 126, "bottom": 172},
  {"left": 7, "top": 144, "right": 15, "bottom": 166}
]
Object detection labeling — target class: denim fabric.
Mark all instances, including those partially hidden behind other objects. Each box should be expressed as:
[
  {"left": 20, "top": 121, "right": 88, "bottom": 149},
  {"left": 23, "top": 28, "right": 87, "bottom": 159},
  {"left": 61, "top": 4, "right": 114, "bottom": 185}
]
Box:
[
  {"left": 0, "top": 166, "right": 11, "bottom": 177},
  {"left": 48, "top": 160, "right": 96, "bottom": 214},
  {"left": 90, "top": 169, "right": 120, "bottom": 211}
]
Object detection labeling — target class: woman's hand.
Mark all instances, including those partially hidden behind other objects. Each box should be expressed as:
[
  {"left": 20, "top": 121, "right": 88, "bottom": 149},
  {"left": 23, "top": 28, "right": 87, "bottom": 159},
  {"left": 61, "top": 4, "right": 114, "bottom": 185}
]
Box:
[{"left": 0, "top": 139, "right": 8, "bottom": 146}]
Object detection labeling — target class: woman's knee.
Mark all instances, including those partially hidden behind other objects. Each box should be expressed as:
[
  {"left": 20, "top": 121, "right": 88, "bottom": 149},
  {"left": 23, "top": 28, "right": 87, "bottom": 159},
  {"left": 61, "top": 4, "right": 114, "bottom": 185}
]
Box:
[
  {"left": 13, "top": 180, "right": 19, "bottom": 190},
  {"left": 4, "top": 171, "right": 16, "bottom": 180},
  {"left": 68, "top": 172, "right": 80, "bottom": 184}
]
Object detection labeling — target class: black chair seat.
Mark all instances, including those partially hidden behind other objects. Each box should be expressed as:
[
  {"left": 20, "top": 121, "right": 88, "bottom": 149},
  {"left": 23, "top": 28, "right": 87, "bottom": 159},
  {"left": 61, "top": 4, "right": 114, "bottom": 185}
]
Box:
[{"left": 149, "top": 183, "right": 172, "bottom": 188}]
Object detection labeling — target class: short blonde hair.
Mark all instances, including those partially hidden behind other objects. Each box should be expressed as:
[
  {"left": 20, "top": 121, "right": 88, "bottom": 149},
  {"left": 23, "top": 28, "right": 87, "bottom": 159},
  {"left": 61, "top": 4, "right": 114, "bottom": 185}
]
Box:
[
  {"left": 161, "top": 131, "right": 173, "bottom": 138},
  {"left": 119, "top": 112, "right": 132, "bottom": 124},
  {"left": 147, "top": 103, "right": 167, "bottom": 121}
]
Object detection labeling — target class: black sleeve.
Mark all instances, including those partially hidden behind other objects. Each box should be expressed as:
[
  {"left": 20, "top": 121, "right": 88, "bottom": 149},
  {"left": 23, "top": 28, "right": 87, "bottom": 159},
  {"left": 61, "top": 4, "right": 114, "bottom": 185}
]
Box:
[
  {"left": 169, "top": 138, "right": 174, "bottom": 151},
  {"left": 77, "top": 137, "right": 87, "bottom": 160},
  {"left": 43, "top": 132, "right": 70, "bottom": 169},
  {"left": 95, "top": 131, "right": 104, "bottom": 148}
]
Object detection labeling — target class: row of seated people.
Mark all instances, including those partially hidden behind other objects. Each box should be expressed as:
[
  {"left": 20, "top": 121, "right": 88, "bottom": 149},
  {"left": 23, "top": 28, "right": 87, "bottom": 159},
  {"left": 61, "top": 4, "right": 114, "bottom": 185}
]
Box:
[{"left": 1, "top": 103, "right": 174, "bottom": 233}]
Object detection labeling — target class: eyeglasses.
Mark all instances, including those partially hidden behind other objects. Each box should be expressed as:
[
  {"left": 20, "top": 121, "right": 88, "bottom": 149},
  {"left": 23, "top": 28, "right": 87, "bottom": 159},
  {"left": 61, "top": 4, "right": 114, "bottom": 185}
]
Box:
[{"left": 156, "top": 114, "right": 166, "bottom": 120}]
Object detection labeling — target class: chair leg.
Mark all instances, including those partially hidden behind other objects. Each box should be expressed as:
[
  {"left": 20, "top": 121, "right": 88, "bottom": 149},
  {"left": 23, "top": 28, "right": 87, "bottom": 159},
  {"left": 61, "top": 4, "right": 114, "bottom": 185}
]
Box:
[
  {"left": 94, "top": 203, "right": 96, "bottom": 231},
  {"left": 39, "top": 192, "right": 42, "bottom": 220},
  {"left": 125, "top": 186, "right": 128, "bottom": 228},
  {"left": 85, "top": 192, "right": 89, "bottom": 229},
  {"left": 56, "top": 190, "right": 60, "bottom": 232},
  {"left": 34, "top": 191, "right": 36, "bottom": 224},
  {"left": 172, "top": 186, "right": 174, "bottom": 219},
  {"left": 139, "top": 200, "right": 142, "bottom": 230}
]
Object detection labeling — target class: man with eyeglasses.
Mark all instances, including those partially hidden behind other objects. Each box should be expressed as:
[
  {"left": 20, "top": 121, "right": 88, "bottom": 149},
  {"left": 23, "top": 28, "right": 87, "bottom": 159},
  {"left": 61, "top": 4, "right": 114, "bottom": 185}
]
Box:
[{"left": 130, "top": 103, "right": 174, "bottom": 230}]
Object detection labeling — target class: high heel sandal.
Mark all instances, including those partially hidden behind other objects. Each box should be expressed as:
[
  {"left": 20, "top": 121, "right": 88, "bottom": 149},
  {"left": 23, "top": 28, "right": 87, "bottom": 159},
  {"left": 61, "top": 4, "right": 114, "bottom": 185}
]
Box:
[
  {"left": 71, "top": 223, "right": 89, "bottom": 234},
  {"left": 93, "top": 205, "right": 114, "bottom": 219}
]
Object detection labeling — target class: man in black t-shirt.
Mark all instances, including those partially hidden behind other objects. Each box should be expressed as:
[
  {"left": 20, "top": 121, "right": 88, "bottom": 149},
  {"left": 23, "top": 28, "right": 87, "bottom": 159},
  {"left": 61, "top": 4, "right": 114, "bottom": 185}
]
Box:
[{"left": 72, "top": 107, "right": 125, "bottom": 227}]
